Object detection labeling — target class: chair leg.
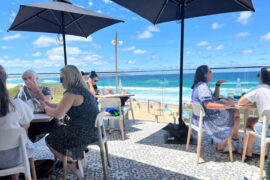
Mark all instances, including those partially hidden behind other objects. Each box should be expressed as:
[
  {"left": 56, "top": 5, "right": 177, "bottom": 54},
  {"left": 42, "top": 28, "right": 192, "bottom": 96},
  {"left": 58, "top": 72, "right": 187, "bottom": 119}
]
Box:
[
  {"left": 196, "top": 135, "right": 202, "bottom": 164},
  {"left": 104, "top": 141, "right": 111, "bottom": 167},
  {"left": 100, "top": 150, "right": 108, "bottom": 180},
  {"left": 29, "top": 157, "right": 37, "bottom": 180},
  {"left": 186, "top": 126, "right": 192, "bottom": 151},
  {"left": 63, "top": 156, "right": 67, "bottom": 180},
  {"left": 228, "top": 137, "right": 233, "bottom": 162},
  {"left": 242, "top": 134, "right": 249, "bottom": 162},
  {"left": 118, "top": 117, "right": 125, "bottom": 140},
  {"left": 260, "top": 145, "right": 265, "bottom": 180}
]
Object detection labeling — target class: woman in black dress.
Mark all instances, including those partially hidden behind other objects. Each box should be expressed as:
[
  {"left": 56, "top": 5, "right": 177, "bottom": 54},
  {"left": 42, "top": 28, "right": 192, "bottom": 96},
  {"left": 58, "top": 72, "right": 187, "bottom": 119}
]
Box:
[{"left": 39, "top": 65, "right": 99, "bottom": 178}]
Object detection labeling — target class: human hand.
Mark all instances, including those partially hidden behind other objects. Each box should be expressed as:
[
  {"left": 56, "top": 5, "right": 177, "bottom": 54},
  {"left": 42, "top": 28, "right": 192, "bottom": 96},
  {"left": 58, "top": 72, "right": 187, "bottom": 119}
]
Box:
[
  {"left": 216, "top": 80, "right": 227, "bottom": 86},
  {"left": 38, "top": 102, "right": 46, "bottom": 112},
  {"left": 224, "top": 98, "right": 234, "bottom": 107},
  {"left": 25, "top": 80, "right": 39, "bottom": 93}
]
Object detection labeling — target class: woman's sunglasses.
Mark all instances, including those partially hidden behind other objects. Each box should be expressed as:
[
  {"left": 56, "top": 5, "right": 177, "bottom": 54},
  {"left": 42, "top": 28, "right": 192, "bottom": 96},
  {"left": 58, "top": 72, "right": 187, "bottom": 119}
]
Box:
[
  {"left": 94, "top": 80, "right": 98, "bottom": 83},
  {"left": 257, "top": 73, "right": 260, "bottom": 78}
]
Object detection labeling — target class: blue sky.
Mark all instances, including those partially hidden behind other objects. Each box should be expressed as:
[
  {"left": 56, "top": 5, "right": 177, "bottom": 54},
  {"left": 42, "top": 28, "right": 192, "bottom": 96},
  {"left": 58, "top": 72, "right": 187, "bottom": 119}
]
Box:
[{"left": 0, "top": 0, "right": 269, "bottom": 74}]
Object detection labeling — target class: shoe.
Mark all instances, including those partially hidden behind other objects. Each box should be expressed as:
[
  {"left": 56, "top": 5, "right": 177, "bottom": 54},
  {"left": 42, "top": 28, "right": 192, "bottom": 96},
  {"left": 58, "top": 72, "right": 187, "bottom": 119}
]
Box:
[
  {"left": 232, "top": 136, "right": 243, "bottom": 142},
  {"left": 75, "top": 159, "right": 84, "bottom": 179},
  {"left": 244, "top": 155, "right": 253, "bottom": 162}
]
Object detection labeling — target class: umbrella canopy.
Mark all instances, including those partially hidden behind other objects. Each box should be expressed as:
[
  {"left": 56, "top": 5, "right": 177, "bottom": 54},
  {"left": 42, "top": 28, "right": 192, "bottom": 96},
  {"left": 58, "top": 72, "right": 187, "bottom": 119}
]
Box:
[
  {"left": 8, "top": 0, "right": 124, "bottom": 65},
  {"left": 111, "top": 0, "right": 255, "bottom": 124}
]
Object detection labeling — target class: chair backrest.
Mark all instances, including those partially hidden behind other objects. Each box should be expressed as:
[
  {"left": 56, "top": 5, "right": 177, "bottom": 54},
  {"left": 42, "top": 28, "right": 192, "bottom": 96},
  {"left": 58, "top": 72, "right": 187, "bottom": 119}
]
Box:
[
  {"left": 95, "top": 112, "right": 106, "bottom": 151},
  {"left": 0, "top": 128, "right": 28, "bottom": 151},
  {"left": 191, "top": 103, "right": 205, "bottom": 117},
  {"left": 262, "top": 109, "right": 270, "bottom": 124},
  {"left": 99, "top": 98, "right": 121, "bottom": 109}
]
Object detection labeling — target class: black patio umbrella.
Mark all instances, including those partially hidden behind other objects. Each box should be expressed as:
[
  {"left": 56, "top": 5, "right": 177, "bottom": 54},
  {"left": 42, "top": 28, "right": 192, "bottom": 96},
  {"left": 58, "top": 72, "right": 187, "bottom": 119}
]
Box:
[
  {"left": 8, "top": 0, "right": 124, "bottom": 66},
  {"left": 111, "top": 0, "right": 255, "bottom": 125}
]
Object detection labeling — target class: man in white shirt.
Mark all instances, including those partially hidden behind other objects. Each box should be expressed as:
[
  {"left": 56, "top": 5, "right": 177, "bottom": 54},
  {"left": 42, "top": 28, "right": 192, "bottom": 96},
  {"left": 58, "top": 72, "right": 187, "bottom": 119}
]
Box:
[{"left": 238, "top": 67, "right": 270, "bottom": 160}]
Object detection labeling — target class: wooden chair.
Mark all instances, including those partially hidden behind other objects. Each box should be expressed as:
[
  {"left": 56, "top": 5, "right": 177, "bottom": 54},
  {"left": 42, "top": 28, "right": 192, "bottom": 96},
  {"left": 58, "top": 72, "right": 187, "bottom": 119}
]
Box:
[
  {"left": 242, "top": 109, "right": 270, "bottom": 180},
  {"left": 186, "top": 103, "right": 233, "bottom": 164},
  {"left": 0, "top": 128, "right": 34, "bottom": 180},
  {"left": 62, "top": 112, "right": 111, "bottom": 180},
  {"left": 99, "top": 98, "right": 125, "bottom": 140}
]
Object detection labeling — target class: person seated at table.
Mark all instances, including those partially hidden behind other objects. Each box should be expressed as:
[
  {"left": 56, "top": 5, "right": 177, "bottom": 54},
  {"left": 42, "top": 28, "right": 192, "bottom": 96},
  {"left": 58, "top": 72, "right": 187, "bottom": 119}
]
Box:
[
  {"left": 87, "top": 70, "right": 99, "bottom": 96},
  {"left": 238, "top": 67, "right": 270, "bottom": 160},
  {"left": 39, "top": 65, "right": 99, "bottom": 178},
  {"left": 16, "top": 69, "right": 61, "bottom": 143},
  {"left": 0, "top": 65, "right": 33, "bottom": 180},
  {"left": 191, "top": 65, "right": 241, "bottom": 151}
]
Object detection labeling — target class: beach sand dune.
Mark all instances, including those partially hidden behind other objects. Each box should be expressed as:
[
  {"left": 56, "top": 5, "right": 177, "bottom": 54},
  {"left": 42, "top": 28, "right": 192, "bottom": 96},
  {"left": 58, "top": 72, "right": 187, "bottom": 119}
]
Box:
[{"left": 7, "top": 83, "right": 17, "bottom": 89}]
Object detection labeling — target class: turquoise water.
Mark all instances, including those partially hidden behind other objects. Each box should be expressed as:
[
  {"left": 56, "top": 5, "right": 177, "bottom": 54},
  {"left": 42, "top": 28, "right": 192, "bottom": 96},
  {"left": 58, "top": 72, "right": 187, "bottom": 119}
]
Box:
[{"left": 7, "top": 71, "right": 259, "bottom": 105}]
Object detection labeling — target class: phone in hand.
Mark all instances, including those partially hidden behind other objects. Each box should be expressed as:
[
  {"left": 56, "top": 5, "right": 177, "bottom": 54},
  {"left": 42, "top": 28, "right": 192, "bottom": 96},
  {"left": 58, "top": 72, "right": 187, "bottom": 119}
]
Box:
[{"left": 33, "top": 98, "right": 40, "bottom": 105}]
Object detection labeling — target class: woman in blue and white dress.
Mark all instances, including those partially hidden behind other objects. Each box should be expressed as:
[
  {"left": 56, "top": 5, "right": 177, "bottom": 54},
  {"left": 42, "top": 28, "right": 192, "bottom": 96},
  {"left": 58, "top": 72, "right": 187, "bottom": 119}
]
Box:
[{"left": 191, "top": 65, "right": 240, "bottom": 151}]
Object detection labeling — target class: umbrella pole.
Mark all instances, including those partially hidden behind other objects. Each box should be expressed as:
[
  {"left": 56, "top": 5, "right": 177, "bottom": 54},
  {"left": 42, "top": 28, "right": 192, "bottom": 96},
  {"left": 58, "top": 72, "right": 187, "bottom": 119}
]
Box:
[
  {"left": 178, "top": 2, "right": 185, "bottom": 125},
  {"left": 63, "top": 32, "right": 67, "bottom": 66}
]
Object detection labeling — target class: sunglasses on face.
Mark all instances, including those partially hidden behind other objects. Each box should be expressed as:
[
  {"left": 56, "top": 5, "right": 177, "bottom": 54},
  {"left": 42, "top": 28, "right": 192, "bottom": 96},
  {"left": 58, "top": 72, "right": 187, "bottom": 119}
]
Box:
[
  {"left": 257, "top": 73, "right": 260, "bottom": 78},
  {"left": 60, "top": 77, "right": 64, "bottom": 83},
  {"left": 94, "top": 80, "right": 98, "bottom": 83}
]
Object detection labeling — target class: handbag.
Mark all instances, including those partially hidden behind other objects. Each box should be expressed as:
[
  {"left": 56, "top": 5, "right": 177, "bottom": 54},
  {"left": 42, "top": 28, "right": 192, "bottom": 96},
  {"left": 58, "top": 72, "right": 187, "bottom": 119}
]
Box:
[{"left": 34, "top": 159, "right": 55, "bottom": 178}]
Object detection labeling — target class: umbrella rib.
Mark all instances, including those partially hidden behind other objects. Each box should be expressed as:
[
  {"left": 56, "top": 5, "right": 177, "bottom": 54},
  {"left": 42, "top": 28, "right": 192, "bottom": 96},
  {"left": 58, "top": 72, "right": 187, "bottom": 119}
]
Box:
[
  {"left": 66, "top": 14, "right": 87, "bottom": 37},
  {"left": 37, "top": 15, "right": 61, "bottom": 27},
  {"left": 235, "top": 0, "right": 255, "bottom": 12},
  {"left": 8, "top": 9, "right": 48, "bottom": 31},
  {"left": 154, "top": 0, "right": 169, "bottom": 25},
  {"left": 50, "top": 10, "right": 62, "bottom": 26}
]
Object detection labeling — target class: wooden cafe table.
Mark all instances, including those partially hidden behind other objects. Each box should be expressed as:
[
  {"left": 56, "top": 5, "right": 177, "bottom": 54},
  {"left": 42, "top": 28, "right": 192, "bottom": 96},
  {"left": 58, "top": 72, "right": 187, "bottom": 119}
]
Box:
[{"left": 32, "top": 113, "right": 53, "bottom": 123}]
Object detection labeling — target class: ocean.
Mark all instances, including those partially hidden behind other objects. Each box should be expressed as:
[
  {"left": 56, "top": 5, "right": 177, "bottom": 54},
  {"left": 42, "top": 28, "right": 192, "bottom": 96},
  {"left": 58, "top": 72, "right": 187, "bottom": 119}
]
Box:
[{"left": 7, "top": 71, "right": 259, "bottom": 105}]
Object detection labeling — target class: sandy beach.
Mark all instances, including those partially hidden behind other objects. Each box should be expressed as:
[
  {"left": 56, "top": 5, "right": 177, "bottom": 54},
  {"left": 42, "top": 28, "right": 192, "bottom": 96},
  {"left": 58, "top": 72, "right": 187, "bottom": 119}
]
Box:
[{"left": 7, "top": 83, "right": 17, "bottom": 89}]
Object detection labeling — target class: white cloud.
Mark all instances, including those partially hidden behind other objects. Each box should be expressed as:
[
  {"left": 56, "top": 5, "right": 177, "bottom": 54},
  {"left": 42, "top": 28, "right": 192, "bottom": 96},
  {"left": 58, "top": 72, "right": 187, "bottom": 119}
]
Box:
[
  {"left": 93, "top": 61, "right": 108, "bottom": 65},
  {"left": 261, "top": 32, "right": 270, "bottom": 41},
  {"left": 151, "top": 55, "right": 159, "bottom": 60},
  {"left": 235, "top": 32, "right": 250, "bottom": 38},
  {"left": 32, "top": 52, "right": 42, "bottom": 57},
  {"left": 211, "top": 22, "right": 221, "bottom": 30},
  {"left": 237, "top": 12, "right": 252, "bottom": 25},
  {"left": 242, "top": 49, "right": 253, "bottom": 54},
  {"left": 66, "top": 35, "right": 93, "bottom": 42},
  {"left": 206, "top": 46, "right": 212, "bottom": 50},
  {"left": 88, "top": 1, "right": 93, "bottom": 6},
  {"left": 46, "top": 46, "right": 81, "bottom": 56},
  {"left": 3, "top": 33, "right": 21, "bottom": 40},
  {"left": 128, "top": 60, "right": 136, "bottom": 64},
  {"left": 138, "top": 26, "right": 160, "bottom": 39},
  {"left": 91, "top": 43, "right": 102, "bottom": 49},
  {"left": 186, "top": 51, "right": 202, "bottom": 55},
  {"left": 197, "top": 41, "right": 209, "bottom": 46},
  {"left": 133, "top": 49, "right": 147, "bottom": 54},
  {"left": 33, "top": 35, "right": 56, "bottom": 47},
  {"left": 1, "top": 46, "right": 8, "bottom": 49},
  {"left": 122, "top": 46, "right": 135, "bottom": 52},
  {"left": 9, "top": 10, "right": 16, "bottom": 22},
  {"left": 216, "top": 45, "right": 224, "bottom": 50},
  {"left": 104, "top": 0, "right": 112, "bottom": 3},
  {"left": 97, "top": 10, "right": 102, "bottom": 13}
]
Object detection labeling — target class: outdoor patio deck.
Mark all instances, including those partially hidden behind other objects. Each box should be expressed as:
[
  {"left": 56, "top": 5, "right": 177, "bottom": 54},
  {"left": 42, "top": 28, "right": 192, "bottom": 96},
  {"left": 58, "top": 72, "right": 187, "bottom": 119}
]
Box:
[{"left": 30, "top": 120, "right": 263, "bottom": 179}]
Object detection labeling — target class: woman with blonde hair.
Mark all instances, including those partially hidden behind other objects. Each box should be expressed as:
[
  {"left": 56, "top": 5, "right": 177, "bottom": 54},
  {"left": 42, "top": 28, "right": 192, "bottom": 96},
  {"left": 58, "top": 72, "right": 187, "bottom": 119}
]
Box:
[{"left": 39, "top": 65, "right": 99, "bottom": 178}]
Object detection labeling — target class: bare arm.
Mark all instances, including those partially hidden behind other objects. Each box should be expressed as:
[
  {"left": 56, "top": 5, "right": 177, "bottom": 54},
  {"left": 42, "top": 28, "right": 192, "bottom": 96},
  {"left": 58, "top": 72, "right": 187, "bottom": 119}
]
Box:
[
  {"left": 238, "top": 96, "right": 256, "bottom": 107},
  {"left": 204, "top": 98, "right": 234, "bottom": 109},
  {"left": 40, "top": 93, "right": 76, "bottom": 118},
  {"left": 88, "top": 78, "right": 96, "bottom": 96},
  {"left": 213, "top": 80, "right": 227, "bottom": 101},
  {"left": 45, "top": 102, "right": 58, "bottom": 108}
]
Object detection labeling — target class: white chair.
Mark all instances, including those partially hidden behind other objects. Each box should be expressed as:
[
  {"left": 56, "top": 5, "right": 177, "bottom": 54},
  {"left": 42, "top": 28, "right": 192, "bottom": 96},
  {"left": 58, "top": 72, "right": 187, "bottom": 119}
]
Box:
[
  {"left": 186, "top": 103, "right": 233, "bottom": 164},
  {"left": 99, "top": 98, "right": 125, "bottom": 140},
  {"left": 62, "top": 112, "right": 111, "bottom": 180},
  {"left": 0, "top": 128, "right": 31, "bottom": 180},
  {"left": 242, "top": 109, "right": 270, "bottom": 180},
  {"left": 122, "top": 97, "right": 135, "bottom": 123},
  {"left": 95, "top": 112, "right": 111, "bottom": 180}
]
